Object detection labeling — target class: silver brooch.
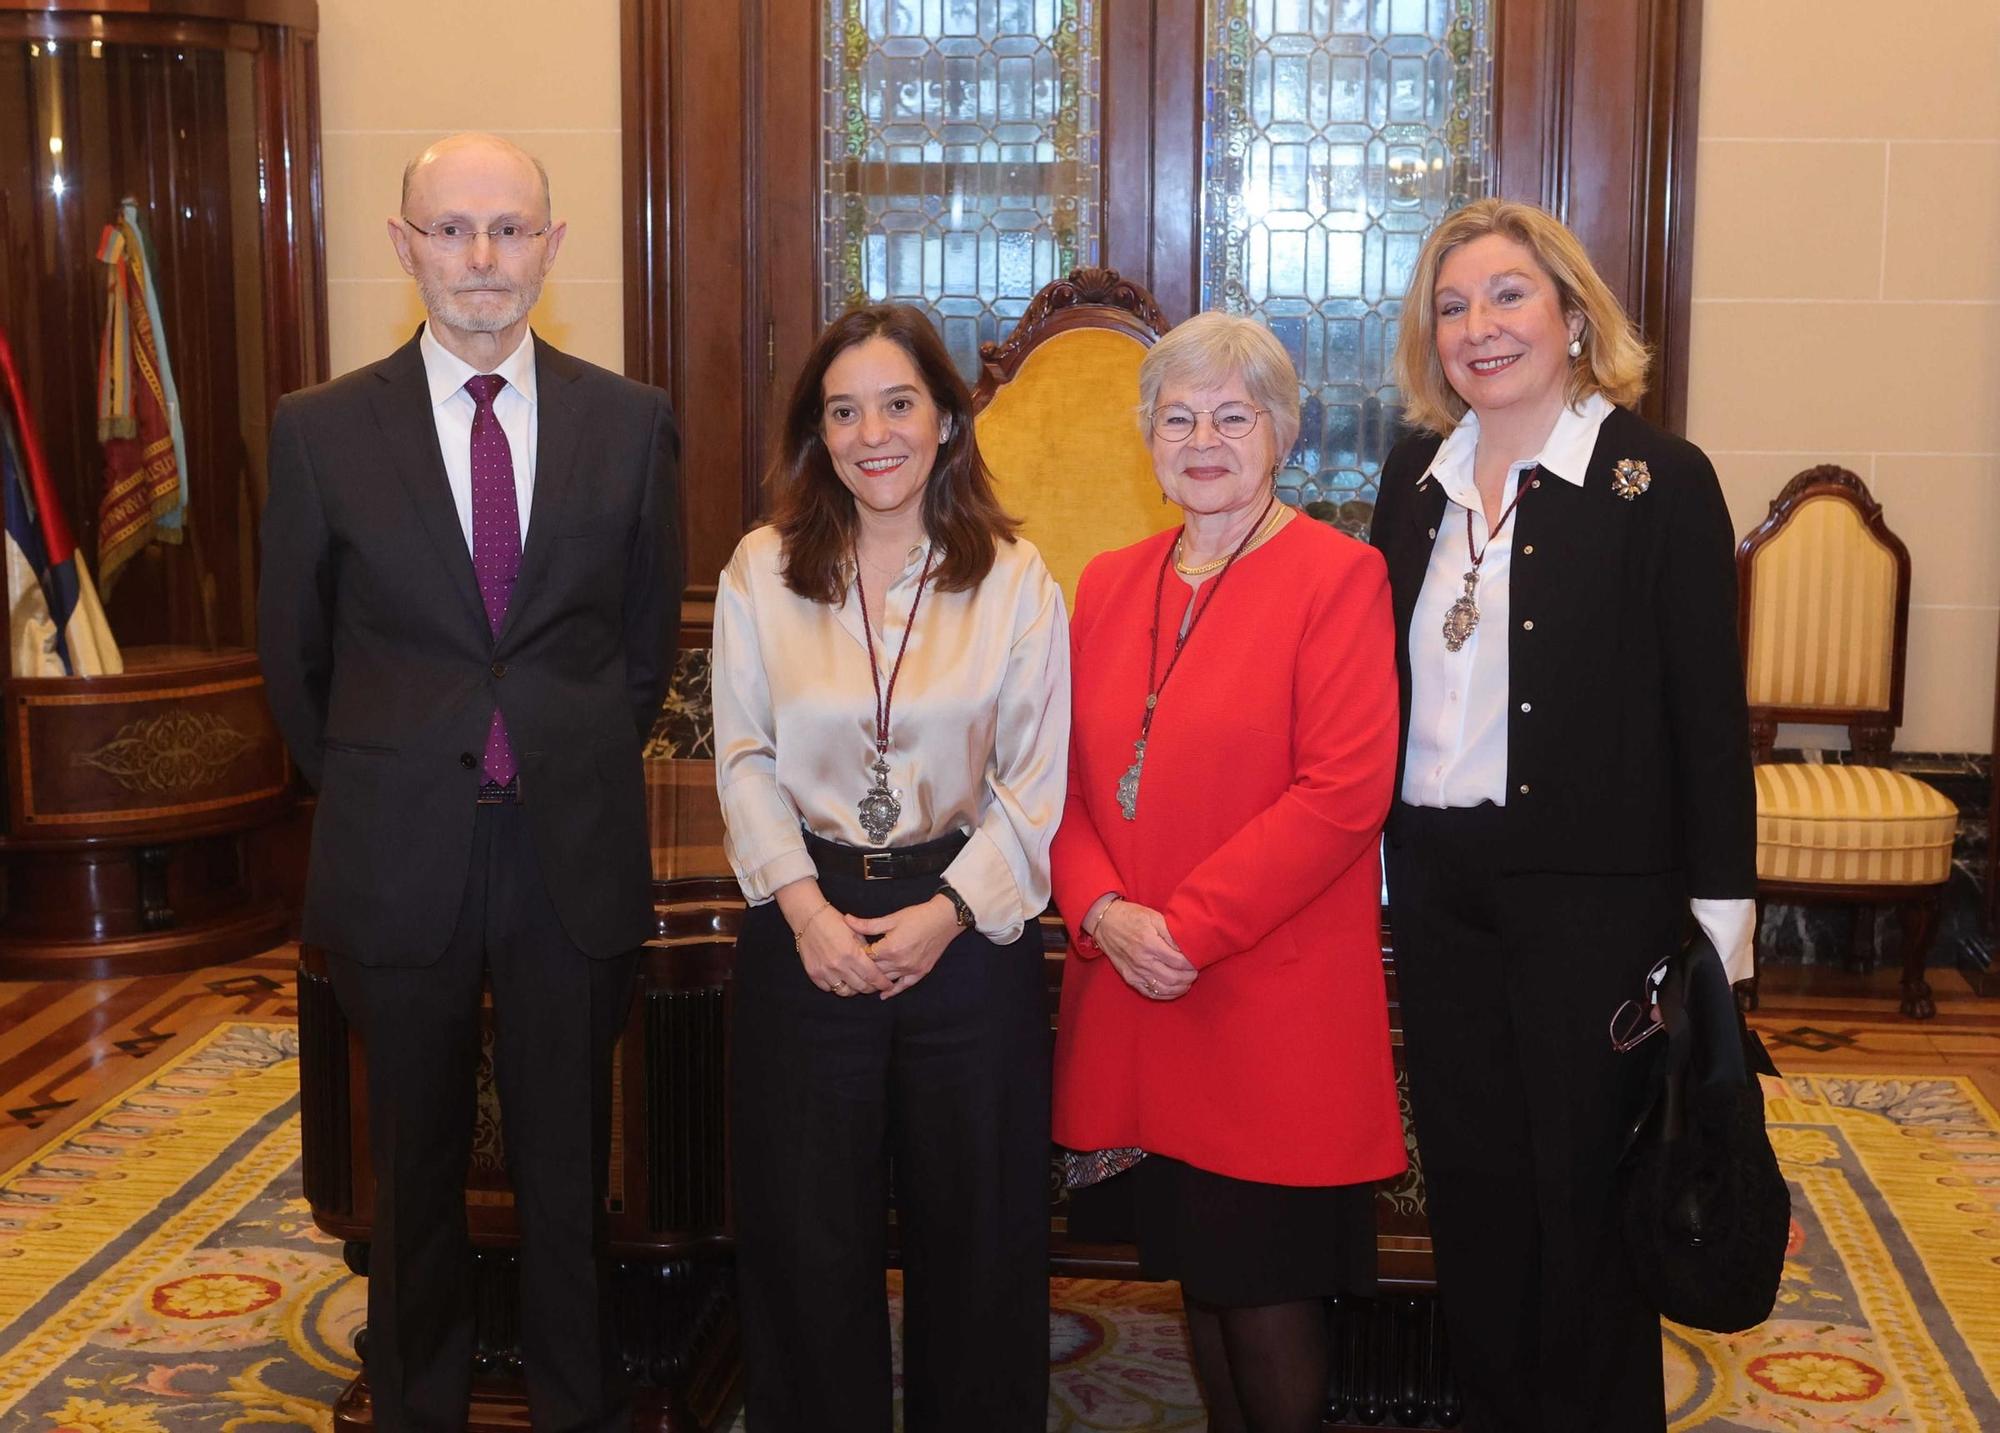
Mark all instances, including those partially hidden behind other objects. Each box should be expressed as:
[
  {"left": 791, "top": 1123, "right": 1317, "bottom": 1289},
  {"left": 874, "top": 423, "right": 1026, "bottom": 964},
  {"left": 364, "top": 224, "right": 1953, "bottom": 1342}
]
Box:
[{"left": 1610, "top": 457, "right": 1651, "bottom": 500}]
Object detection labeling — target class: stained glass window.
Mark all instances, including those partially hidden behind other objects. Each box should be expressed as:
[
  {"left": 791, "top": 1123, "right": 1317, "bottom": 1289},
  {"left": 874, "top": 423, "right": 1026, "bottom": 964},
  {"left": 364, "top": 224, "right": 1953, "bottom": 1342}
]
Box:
[
  {"left": 1201, "top": 0, "right": 1492, "bottom": 525},
  {"left": 823, "top": 0, "right": 1101, "bottom": 379}
]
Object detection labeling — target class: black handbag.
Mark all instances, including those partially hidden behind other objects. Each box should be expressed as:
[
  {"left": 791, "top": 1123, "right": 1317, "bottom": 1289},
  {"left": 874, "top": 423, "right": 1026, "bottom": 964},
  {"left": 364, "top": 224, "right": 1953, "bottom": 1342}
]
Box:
[{"left": 1614, "top": 931, "right": 1790, "bottom": 1333}]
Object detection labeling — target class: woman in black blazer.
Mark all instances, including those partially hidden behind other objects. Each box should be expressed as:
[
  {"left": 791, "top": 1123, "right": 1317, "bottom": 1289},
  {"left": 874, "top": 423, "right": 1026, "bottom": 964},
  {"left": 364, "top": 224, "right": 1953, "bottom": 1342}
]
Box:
[{"left": 1370, "top": 199, "right": 1756, "bottom": 1433}]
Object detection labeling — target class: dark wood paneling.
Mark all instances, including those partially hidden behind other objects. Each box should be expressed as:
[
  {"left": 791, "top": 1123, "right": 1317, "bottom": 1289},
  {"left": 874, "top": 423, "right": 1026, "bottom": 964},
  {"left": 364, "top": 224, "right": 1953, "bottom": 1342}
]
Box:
[
  {"left": 1098, "top": 0, "right": 1153, "bottom": 286},
  {"left": 1494, "top": 0, "right": 1703, "bottom": 432},
  {"left": 751, "top": 0, "right": 816, "bottom": 527},
  {"left": 672, "top": 0, "right": 751, "bottom": 624},
  {"left": 1147, "top": 0, "right": 1202, "bottom": 325}
]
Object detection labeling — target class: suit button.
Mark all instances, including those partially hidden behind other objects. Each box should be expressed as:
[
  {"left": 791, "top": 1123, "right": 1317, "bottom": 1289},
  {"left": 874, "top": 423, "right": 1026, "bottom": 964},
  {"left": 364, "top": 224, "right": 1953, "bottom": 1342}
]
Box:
[
  {"left": 1520, "top": 701, "right": 1533, "bottom": 713},
  {"left": 1518, "top": 782, "right": 1531, "bottom": 795},
  {"left": 459, "top": 752, "right": 477, "bottom": 769},
  {"left": 1427, "top": 527, "right": 1437, "bottom": 539},
  {"left": 491, "top": 661, "right": 507, "bottom": 679},
  {"left": 1521, "top": 619, "right": 1534, "bottom": 630},
  {"left": 1522, "top": 544, "right": 1534, "bottom": 555}
]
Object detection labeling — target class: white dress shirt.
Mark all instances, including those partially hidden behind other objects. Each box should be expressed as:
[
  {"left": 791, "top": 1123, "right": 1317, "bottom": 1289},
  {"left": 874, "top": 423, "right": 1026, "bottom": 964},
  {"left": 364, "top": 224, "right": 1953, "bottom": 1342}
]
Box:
[
  {"left": 1401, "top": 392, "right": 1756, "bottom": 982},
  {"left": 712, "top": 525, "right": 1071, "bottom": 943},
  {"left": 419, "top": 323, "right": 538, "bottom": 549}
]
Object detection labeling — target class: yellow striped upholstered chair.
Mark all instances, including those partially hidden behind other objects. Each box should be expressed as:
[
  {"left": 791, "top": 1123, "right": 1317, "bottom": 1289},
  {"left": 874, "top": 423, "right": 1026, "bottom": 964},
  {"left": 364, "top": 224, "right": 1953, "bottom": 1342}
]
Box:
[
  {"left": 1736, "top": 465, "right": 1958, "bottom": 1018},
  {"left": 971, "top": 268, "right": 1175, "bottom": 606}
]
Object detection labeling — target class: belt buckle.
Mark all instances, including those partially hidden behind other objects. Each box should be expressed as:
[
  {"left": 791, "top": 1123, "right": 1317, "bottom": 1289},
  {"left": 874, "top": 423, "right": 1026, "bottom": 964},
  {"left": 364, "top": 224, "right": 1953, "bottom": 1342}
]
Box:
[{"left": 861, "top": 852, "right": 897, "bottom": 881}]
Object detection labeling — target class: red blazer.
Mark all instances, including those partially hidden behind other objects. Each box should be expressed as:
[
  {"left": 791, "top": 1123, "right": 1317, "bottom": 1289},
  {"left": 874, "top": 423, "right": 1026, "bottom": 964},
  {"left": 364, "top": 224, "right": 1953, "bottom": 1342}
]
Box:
[{"left": 1051, "top": 517, "right": 1406, "bottom": 1187}]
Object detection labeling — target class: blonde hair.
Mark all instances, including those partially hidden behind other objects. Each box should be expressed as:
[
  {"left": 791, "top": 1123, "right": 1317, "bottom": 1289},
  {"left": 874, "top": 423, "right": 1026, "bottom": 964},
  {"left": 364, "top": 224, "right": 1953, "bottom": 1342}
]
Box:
[
  {"left": 1138, "top": 311, "right": 1302, "bottom": 460},
  {"left": 1394, "top": 198, "right": 1649, "bottom": 435}
]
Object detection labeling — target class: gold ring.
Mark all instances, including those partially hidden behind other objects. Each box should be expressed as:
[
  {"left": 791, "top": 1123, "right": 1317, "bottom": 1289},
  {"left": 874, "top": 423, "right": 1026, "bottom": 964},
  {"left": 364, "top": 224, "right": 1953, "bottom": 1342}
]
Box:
[{"left": 831, "top": 979, "right": 848, "bottom": 993}]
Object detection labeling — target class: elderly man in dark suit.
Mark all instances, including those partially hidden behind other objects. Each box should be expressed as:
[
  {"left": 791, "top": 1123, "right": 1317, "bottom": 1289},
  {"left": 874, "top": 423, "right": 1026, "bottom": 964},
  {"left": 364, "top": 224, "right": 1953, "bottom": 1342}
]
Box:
[{"left": 258, "top": 131, "right": 681, "bottom": 1432}]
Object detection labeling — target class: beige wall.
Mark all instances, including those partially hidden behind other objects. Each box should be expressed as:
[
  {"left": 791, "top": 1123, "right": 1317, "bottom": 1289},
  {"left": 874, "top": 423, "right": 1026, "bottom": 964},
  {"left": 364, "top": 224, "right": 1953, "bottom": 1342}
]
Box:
[
  {"left": 318, "top": 0, "right": 625, "bottom": 381},
  {"left": 1687, "top": 0, "right": 2000, "bottom": 752}
]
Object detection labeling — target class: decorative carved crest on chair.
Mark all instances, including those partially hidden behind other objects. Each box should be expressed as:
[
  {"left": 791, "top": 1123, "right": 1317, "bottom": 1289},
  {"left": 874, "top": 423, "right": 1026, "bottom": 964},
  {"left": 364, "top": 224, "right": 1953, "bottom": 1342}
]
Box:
[
  {"left": 1764, "top": 463, "right": 1885, "bottom": 523},
  {"left": 973, "top": 267, "right": 1171, "bottom": 407}
]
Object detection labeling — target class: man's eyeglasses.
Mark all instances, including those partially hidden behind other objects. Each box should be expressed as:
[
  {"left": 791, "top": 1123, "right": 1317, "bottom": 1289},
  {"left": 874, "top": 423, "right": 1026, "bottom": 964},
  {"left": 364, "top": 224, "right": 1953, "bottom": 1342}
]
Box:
[
  {"left": 1150, "top": 403, "right": 1265, "bottom": 442},
  {"left": 401, "top": 217, "right": 552, "bottom": 255}
]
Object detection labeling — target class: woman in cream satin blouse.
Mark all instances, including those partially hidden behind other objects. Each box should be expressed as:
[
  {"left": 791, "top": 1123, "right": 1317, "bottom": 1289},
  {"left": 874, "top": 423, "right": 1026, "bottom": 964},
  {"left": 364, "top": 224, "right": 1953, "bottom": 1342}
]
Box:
[
  {"left": 1371, "top": 199, "right": 1756, "bottom": 1433},
  {"left": 712, "top": 303, "right": 1068, "bottom": 1433}
]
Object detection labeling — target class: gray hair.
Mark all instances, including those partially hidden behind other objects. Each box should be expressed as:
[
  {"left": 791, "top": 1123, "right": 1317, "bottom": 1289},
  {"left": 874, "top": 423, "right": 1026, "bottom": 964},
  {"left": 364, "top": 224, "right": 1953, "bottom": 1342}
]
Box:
[
  {"left": 401, "top": 133, "right": 552, "bottom": 220},
  {"left": 1137, "top": 312, "right": 1302, "bottom": 461}
]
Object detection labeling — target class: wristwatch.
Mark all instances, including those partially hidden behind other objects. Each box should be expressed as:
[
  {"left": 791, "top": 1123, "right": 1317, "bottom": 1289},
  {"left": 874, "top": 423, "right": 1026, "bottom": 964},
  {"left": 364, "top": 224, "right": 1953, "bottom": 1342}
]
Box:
[{"left": 936, "top": 881, "right": 976, "bottom": 930}]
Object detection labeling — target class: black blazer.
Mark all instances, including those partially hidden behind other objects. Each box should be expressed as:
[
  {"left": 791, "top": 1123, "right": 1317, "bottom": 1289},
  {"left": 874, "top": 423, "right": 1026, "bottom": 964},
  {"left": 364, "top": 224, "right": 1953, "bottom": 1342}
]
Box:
[
  {"left": 257, "top": 332, "right": 683, "bottom": 964},
  {"left": 1370, "top": 404, "right": 1754, "bottom": 899}
]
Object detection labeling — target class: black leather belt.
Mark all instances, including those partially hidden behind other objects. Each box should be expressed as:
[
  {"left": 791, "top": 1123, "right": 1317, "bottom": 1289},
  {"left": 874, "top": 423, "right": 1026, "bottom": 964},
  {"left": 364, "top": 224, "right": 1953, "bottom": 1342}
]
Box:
[
  {"left": 476, "top": 777, "right": 521, "bottom": 805},
  {"left": 803, "top": 827, "right": 967, "bottom": 881}
]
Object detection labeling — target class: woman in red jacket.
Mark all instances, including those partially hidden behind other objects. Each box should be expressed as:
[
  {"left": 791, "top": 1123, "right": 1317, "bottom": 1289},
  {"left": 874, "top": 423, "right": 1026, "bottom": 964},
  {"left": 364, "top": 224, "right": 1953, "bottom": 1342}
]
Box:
[{"left": 1052, "top": 311, "right": 1404, "bottom": 1433}]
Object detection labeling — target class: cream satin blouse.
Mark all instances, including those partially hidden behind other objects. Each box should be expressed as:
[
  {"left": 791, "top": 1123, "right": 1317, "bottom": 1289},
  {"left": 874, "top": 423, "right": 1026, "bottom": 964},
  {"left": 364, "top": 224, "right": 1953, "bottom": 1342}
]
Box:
[{"left": 712, "top": 523, "right": 1070, "bottom": 942}]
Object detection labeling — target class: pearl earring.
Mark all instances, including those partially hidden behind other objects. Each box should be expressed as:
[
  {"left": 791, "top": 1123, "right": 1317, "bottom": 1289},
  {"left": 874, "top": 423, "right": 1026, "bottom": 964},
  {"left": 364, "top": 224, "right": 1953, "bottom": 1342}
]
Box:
[{"left": 1568, "top": 336, "right": 1584, "bottom": 359}]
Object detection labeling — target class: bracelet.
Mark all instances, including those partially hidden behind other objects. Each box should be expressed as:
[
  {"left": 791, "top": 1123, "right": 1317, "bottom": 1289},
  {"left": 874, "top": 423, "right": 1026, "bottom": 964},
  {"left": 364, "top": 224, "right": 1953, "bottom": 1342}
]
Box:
[
  {"left": 792, "top": 902, "right": 832, "bottom": 953},
  {"left": 1084, "top": 894, "right": 1122, "bottom": 939}
]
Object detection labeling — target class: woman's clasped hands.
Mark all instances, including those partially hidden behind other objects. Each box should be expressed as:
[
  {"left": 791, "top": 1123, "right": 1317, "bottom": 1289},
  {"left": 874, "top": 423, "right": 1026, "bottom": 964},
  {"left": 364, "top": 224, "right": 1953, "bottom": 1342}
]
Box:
[
  {"left": 792, "top": 900, "right": 892, "bottom": 998},
  {"left": 845, "top": 898, "right": 960, "bottom": 999},
  {"left": 1093, "top": 898, "right": 1197, "bottom": 1001},
  {"left": 787, "top": 890, "right": 963, "bottom": 1000}
]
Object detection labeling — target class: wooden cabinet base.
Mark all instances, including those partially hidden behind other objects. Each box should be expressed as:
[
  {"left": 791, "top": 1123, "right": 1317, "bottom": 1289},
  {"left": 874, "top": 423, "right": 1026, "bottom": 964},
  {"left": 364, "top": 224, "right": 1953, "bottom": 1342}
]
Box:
[
  {"left": 0, "top": 893, "right": 289, "bottom": 979},
  {"left": 0, "top": 647, "right": 297, "bottom": 980}
]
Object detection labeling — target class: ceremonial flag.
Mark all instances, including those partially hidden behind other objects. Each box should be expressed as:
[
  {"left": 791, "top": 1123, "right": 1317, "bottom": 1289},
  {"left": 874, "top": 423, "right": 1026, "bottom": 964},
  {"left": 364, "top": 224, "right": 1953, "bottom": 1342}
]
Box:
[
  {"left": 95, "top": 199, "right": 188, "bottom": 595},
  {"left": 0, "top": 326, "right": 122, "bottom": 677}
]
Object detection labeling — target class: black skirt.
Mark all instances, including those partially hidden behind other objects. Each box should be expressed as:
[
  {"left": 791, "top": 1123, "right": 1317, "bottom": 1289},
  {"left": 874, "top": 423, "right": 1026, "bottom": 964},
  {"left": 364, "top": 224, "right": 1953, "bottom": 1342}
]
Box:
[{"left": 1068, "top": 1153, "right": 1379, "bottom": 1308}]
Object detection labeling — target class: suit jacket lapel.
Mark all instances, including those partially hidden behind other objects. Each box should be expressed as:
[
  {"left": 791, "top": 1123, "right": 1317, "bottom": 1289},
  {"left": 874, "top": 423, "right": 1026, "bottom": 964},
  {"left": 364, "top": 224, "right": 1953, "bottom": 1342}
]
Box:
[
  {"left": 369, "top": 334, "right": 486, "bottom": 633},
  {"left": 502, "top": 337, "right": 585, "bottom": 644}
]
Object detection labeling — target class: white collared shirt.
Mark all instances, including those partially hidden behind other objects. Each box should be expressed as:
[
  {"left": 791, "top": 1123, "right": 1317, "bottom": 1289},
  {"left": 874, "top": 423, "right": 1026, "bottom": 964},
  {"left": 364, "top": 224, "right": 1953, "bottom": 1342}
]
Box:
[
  {"left": 1403, "top": 392, "right": 1611, "bottom": 810},
  {"left": 1400, "top": 391, "right": 1754, "bottom": 982},
  {"left": 419, "top": 323, "right": 538, "bottom": 551}
]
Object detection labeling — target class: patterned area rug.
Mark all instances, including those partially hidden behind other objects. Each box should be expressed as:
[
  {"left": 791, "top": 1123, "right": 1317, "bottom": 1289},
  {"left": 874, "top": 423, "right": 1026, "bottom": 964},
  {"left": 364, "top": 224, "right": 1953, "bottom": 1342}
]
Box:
[
  {"left": 3, "top": 1028, "right": 1995, "bottom": 1431},
  {"left": 0, "top": 1022, "right": 360, "bottom": 1432}
]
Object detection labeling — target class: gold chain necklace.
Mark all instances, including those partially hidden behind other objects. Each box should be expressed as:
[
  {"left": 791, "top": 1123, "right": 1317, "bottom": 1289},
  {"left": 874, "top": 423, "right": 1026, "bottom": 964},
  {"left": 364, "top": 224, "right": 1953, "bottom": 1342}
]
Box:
[{"left": 1173, "top": 500, "right": 1285, "bottom": 576}]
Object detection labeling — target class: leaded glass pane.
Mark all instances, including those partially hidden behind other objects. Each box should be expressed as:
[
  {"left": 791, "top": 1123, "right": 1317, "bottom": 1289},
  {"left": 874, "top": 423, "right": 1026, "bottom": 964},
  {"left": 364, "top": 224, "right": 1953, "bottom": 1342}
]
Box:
[
  {"left": 824, "top": 0, "right": 1102, "bottom": 380},
  {"left": 1202, "top": 0, "right": 1492, "bottom": 528}
]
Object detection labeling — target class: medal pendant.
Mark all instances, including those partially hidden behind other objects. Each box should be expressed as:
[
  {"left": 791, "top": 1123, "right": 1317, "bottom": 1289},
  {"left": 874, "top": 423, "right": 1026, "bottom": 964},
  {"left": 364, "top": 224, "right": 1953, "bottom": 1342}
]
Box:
[
  {"left": 1116, "top": 738, "right": 1146, "bottom": 821},
  {"left": 1442, "top": 569, "right": 1480, "bottom": 653},
  {"left": 858, "top": 755, "right": 901, "bottom": 845}
]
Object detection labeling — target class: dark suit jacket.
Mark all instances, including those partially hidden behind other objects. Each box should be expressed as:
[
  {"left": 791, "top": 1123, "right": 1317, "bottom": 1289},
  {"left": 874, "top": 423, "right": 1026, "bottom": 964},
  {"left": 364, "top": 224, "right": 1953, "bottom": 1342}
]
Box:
[
  {"left": 1370, "top": 404, "right": 1754, "bottom": 900},
  {"left": 258, "top": 332, "right": 683, "bottom": 964}
]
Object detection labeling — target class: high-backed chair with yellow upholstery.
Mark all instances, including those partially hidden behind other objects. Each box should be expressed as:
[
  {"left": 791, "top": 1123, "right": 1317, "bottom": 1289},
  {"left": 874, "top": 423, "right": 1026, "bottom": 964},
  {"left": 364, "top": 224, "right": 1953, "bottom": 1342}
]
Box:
[
  {"left": 1736, "top": 465, "right": 1959, "bottom": 1018},
  {"left": 972, "top": 268, "right": 1174, "bottom": 604}
]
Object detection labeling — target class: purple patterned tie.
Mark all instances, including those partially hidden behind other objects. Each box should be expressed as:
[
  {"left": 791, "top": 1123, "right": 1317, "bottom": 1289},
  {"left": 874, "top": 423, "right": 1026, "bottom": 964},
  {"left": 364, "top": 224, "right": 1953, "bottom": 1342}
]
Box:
[{"left": 465, "top": 374, "right": 520, "bottom": 786}]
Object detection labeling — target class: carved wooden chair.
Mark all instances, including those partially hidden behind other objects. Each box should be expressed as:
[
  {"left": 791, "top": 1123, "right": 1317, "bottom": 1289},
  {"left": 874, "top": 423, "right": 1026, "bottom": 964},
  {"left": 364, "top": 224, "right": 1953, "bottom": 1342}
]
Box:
[
  {"left": 970, "top": 267, "right": 1175, "bottom": 603},
  {"left": 1736, "top": 465, "right": 1959, "bottom": 1017}
]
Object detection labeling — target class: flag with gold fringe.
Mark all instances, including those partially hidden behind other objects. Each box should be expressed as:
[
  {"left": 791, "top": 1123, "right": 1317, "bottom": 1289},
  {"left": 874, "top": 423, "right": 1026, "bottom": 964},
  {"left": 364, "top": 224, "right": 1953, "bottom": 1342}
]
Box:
[{"left": 95, "top": 198, "right": 188, "bottom": 595}]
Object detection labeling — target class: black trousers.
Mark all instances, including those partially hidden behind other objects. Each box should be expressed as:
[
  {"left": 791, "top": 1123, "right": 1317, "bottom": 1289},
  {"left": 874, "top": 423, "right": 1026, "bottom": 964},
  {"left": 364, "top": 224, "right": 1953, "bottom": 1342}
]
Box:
[
  {"left": 729, "top": 872, "right": 1051, "bottom": 1433},
  {"left": 329, "top": 802, "right": 639, "bottom": 1433},
  {"left": 1384, "top": 802, "right": 1672, "bottom": 1433}
]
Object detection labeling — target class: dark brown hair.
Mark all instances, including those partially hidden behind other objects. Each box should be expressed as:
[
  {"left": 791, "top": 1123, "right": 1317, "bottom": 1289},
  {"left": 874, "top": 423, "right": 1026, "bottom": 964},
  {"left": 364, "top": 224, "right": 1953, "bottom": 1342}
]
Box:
[{"left": 768, "top": 303, "right": 1018, "bottom": 605}]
